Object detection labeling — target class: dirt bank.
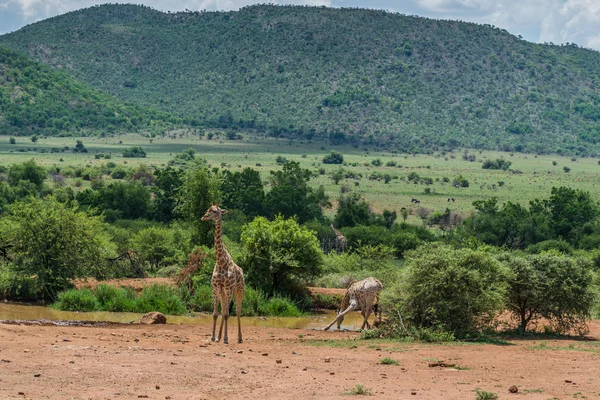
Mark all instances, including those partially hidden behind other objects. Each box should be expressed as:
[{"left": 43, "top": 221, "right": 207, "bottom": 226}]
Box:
[{"left": 1, "top": 319, "right": 599, "bottom": 399}]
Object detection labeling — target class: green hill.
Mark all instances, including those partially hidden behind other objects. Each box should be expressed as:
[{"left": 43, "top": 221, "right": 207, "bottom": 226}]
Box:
[
  {"left": 0, "top": 46, "right": 181, "bottom": 136},
  {"left": 1, "top": 4, "right": 600, "bottom": 154}
]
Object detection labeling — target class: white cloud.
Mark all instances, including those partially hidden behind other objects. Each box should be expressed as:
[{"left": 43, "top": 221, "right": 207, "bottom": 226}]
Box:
[
  {"left": 413, "top": 0, "right": 600, "bottom": 49},
  {"left": 540, "top": 0, "right": 600, "bottom": 49}
]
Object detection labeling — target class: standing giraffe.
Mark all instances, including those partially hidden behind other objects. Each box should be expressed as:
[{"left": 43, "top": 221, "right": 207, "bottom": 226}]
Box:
[
  {"left": 330, "top": 224, "right": 348, "bottom": 253},
  {"left": 202, "top": 205, "right": 245, "bottom": 344},
  {"left": 324, "top": 277, "right": 383, "bottom": 331}
]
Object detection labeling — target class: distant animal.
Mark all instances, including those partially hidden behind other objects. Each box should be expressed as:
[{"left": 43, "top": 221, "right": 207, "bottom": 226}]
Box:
[
  {"left": 411, "top": 198, "right": 420, "bottom": 204},
  {"left": 330, "top": 224, "right": 348, "bottom": 253},
  {"left": 324, "top": 277, "right": 383, "bottom": 331},
  {"left": 451, "top": 198, "right": 456, "bottom": 202}
]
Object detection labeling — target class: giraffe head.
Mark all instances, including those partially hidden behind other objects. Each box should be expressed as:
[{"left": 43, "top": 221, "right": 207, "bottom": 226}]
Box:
[{"left": 201, "top": 204, "right": 228, "bottom": 221}]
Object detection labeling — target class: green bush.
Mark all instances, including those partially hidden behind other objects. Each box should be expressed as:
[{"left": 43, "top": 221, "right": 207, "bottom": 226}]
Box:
[
  {"left": 53, "top": 289, "right": 99, "bottom": 312},
  {"left": 135, "top": 284, "right": 187, "bottom": 315},
  {"left": 501, "top": 252, "right": 596, "bottom": 334},
  {"left": 0, "top": 266, "right": 40, "bottom": 301},
  {"left": 391, "top": 231, "right": 422, "bottom": 258},
  {"left": 93, "top": 284, "right": 137, "bottom": 312},
  {"left": 188, "top": 285, "right": 214, "bottom": 313},
  {"left": 259, "top": 297, "right": 302, "bottom": 317},
  {"left": 383, "top": 244, "right": 508, "bottom": 337},
  {"left": 525, "top": 239, "right": 573, "bottom": 254}
]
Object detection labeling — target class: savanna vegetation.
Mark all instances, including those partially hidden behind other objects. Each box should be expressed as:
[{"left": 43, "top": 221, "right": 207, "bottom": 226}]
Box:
[
  {"left": 2, "top": 4, "right": 600, "bottom": 155},
  {"left": 0, "top": 138, "right": 598, "bottom": 336}
]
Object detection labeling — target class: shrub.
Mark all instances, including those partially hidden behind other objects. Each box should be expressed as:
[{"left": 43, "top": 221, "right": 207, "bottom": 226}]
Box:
[
  {"left": 135, "top": 284, "right": 186, "bottom": 315},
  {"left": 525, "top": 239, "right": 573, "bottom": 254},
  {"left": 188, "top": 284, "right": 214, "bottom": 313},
  {"left": 0, "top": 265, "right": 40, "bottom": 301},
  {"left": 452, "top": 175, "right": 469, "bottom": 188},
  {"left": 391, "top": 231, "right": 422, "bottom": 258},
  {"left": 259, "top": 297, "right": 302, "bottom": 317},
  {"left": 501, "top": 252, "right": 596, "bottom": 334},
  {"left": 93, "top": 284, "right": 137, "bottom": 312},
  {"left": 383, "top": 244, "right": 508, "bottom": 337},
  {"left": 482, "top": 159, "right": 512, "bottom": 170},
  {"left": 322, "top": 150, "right": 344, "bottom": 164},
  {"left": 122, "top": 146, "right": 146, "bottom": 158},
  {"left": 53, "top": 289, "right": 99, "bottom": 312}
]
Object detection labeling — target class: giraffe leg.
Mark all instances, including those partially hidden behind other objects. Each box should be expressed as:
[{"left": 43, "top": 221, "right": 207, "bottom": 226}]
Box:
[
  {"left": 211, "top": 290, "right": 219, "bottom": 342},
  {"left": 220, "top": 294, "right": 232, "bottom": 344},
  {"left": 217, "top": 294, "right": 227, "bottom": 343},
  {"left": 235, "top": 291, "right": 244, "bottom": 343},
  {"left": 361, "top": 306, "right": 373, "bottom": 330},
  {"left": 324, "top": 301, "right": 357, "bottom": 331}
]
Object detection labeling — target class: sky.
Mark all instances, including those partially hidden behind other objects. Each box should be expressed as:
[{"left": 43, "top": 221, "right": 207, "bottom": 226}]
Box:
[{"left": 0, "top": 0, "right": 599, "bottom": 51}]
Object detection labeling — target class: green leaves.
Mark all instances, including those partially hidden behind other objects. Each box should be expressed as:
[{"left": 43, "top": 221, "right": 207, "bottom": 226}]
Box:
[{"left": 241, "top": 215, "right": 323, "bottom": 296}]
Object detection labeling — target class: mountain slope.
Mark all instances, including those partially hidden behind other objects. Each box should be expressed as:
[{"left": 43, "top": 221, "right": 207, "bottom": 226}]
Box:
[
  {"left": 0, "top": 46, "right": 181, "bottom": 136},
  {"left": 1, "top": 4, "right": 600, "bottom": 154}
]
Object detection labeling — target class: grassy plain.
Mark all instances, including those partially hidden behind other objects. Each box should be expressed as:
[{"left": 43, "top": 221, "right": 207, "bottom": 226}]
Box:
[{"left": 1, "top": 132, "right": 599, "bottom": 219}]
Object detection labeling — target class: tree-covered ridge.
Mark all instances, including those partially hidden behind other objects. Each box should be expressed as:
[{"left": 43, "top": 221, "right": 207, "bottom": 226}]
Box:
[
  {"left": 0, "top": 46, "right": 181, "bottom": 135},
  {"left": 2, "top": 4, "right": 600, "bottom": 154}
]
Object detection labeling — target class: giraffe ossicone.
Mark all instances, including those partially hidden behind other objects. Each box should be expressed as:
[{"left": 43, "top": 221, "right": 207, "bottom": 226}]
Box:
[
  {"left": 202, "top": 205, "right": 245, "bottom": 344},
  {"left": 324, "top": 277, "right": 383, "bottom": 331}
]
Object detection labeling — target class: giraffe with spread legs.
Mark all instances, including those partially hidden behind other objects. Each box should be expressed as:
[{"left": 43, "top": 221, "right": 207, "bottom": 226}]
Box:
[
  {"left": 202, "top": 205, "right": 245, "bottom": 344},
  {"left": 324, "top": 277, "right": 383, "bottom": 331},
  {"left": 330, "top": 224, "right": 348, "bottom": 253}
]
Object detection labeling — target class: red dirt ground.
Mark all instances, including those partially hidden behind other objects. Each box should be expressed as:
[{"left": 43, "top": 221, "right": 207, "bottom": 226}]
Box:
[{"left": 1, "top": 319, "right": 599, "bottom": 399}]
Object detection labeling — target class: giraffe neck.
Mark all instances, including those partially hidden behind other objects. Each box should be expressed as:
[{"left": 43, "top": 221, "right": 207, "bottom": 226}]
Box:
[{"left": 214, "top": 216, "right": 229, "bottom": 269}]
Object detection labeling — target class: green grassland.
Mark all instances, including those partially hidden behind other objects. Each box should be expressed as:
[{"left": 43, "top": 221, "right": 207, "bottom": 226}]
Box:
[{"left": 2, "top": 132, "right": 598, "bottom": 218}]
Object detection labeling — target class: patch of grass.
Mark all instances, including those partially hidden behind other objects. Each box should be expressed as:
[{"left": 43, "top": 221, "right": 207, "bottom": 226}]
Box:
[
  {"left": 135, "top": 284, "right": 187, "bottom": 315},
  {"left": 379, "top": 357, "right": 398, "bottom": 365},
  {"left": 474, "top": 389, "right": 498, "bottom": 400},
  {"left": 53, "top": 288, "right": 99, "bottom": 312},
  {"left": 344, "top": 384, "right": 372, "bottom": 396},
  {"left": 305, "top": 339, "right": 361, "bottom": 348},
  {"left": 529, "top": 343, "right": 600, "bottom": 354},
  {"left": 523, "top": 388, "right": 543, "bottom": 393}
]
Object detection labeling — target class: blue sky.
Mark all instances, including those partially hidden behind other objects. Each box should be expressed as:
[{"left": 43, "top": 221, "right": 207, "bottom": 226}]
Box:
[{"left": 1, "top": 0, "right": 599, "bottom": 50}]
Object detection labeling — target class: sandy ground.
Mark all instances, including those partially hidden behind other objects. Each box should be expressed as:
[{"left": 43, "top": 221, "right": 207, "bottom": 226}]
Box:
[{"left": 1, "top": 319, "right": 600, "bottom": 400}]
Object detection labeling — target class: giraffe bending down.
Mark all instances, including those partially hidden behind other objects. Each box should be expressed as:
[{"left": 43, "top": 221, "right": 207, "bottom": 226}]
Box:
[
  {"left": 324, "top": 277, "right": 383, "bottom": 331},
  {"left": 202, "top": 205, "right": 245, "bottom": 344},
  {"left": 330, "top": 224, "right": 348, "bottom": 253}
]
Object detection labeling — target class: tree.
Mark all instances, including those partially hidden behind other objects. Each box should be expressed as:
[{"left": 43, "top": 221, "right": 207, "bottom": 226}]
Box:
[
  {"left": 334, "top": 192, "right": 371, "bottom": 227},
  {"left": 221, "top": 168, "right": 265, "bottom": 218},
  {"left": 74, "top": 140, "right": 87, "bottom": 153},
  {"left": 152, "top": 166, "right": 184, "bottom": 223},
  {"left": 8, "top": 159, "right": 47, "bottom": 187},
  {"left": 131, "top": 227, "right": 175, "bottom": 273},
  {"left": 122, "top": 146, "right": 146, "bottom": 158},
  {"left": 30, "top": 135, "right": 38, "bottom": 143},
  {"left": 322, "top": 150, "right": 344, "bottom": 164},
  {"left": 9, "top": 137, "right": 15, "bottom": 144},
  {"left": 502, "top": 252, "right": 596, "bottom": 334},
  {"left": 178, "top": 160, "right": 221, "bottom": 245},
  {"left": 265, "top": 161, "right": 328, "bottom": 223},
  {"left": 241, "top": 215, "right": 323, "bottom": 296},
  {"left": 544, "top": 187, "right": 599, "bottom": 242},
  {"left": 390, "top": 244, "right": 508, "bottom": 337},
  {"left": 0, "top": 196, "right": 113, "bottom": 299}
]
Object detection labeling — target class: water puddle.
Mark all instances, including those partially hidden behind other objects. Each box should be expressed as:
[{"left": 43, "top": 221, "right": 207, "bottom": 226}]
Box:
[{"left": 0, "top": 302, "right": 366, "bottom": 330}]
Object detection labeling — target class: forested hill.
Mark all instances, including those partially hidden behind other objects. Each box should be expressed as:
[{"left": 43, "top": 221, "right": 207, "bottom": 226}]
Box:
[
  {"left": 0, "top": 47, "right": 182, "bottom": 135},
  {"left": 1, "top": 4, "right": 600, "bottom": 154}
]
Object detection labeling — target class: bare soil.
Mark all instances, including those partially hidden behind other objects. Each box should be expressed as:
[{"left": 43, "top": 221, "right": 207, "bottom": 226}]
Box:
[{"left": 1, "top": 319, "right": 599, "bottom": 399}]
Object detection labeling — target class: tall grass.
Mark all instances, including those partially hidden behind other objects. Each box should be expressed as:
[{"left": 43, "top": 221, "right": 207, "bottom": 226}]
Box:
[{"left": 53, "top": 283, "right": 302, "bottom": 317}]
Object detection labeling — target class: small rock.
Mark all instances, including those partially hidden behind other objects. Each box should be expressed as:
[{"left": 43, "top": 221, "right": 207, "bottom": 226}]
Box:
[
  {"left": 261, "top": 353, "right": 268, "bottom": 356},
  {"left": 69, "top": 361, "right": 75, "bottom": 364},
  {"left": 276, "top": 359, "right": 282, "bottom": 364},
  {"left": 565, "top": 380, "right": 573, "bottom": 383},
  {"left": 237, "top": 350, "right": 243, "bottom": 354},
  {"left": 33, "top": 374, "right": 41, "bottom": 378},
  {"left": 330, "top": 372, "right": 335, "bottom": 375},
  {"left": 411, "top": 391, "right": 417, "bottom": 395},
  {"left": 138, "top": 396, "right": 148, "bottom": 399},
  {"left": 375, "top": 347, "right": 382, "bottom": 351},
  {"left": 1, "top": 359, "right": 11, "bottom": 363},
  {"left": 18, "top": 392, "right": 24, "bottom": 396},
  {"left": 155, "top": 385, "right": 160, "bottom": 390},
  {"left": 165, "top": 397, "right": 171, "bottom": 400},
  {"left": 140, "top": 312, "right": 167, "bottom": 324},
  {"left": 302, "top": 367, "right": 308, "bottom": 371},
  {"left": 215, "top": 353, "right": 222, "bottom": 357},
  {"left": 241, "top": 370, "right": 248, "bottom": 374},
  {"left": 508, "top": 385, "right": 518, "bottom": 393},
  {"left": 324, "top": 357, "right": 331, "bottom": 363}
]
